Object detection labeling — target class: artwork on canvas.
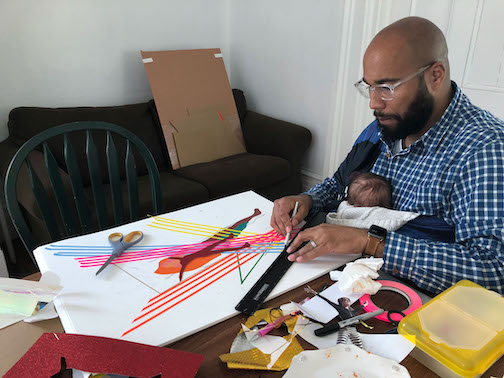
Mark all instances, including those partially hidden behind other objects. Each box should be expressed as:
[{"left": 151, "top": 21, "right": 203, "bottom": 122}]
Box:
[{"left": 35, "top": 191, "right": 356, "bottom": 346}]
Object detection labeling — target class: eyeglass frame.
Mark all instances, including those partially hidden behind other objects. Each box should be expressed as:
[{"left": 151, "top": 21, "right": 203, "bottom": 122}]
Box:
[{"left": 354, "top": 62, "right": 436, "bottom": 101}]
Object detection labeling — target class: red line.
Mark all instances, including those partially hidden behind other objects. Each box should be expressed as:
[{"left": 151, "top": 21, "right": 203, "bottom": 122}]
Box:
[
  {"left": 122, "top": 253, "right": 259, "bottom": 337},
  {"left": 147, "top": 254, "right": 236, "bottom": 304},
  {"left": 143, "top": 254, "right": 237, "bottom": 309},
  {"left": 217, "top": 110, "right": 225, "bottom": 120},
  {"left": 145, "top": 241, "right": 278, "bottom": 305},
  {"left": 136, "top": 253, "right": 257, "bottom": 320}
]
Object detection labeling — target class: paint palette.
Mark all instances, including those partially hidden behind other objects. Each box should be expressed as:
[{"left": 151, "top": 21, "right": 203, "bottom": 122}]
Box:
[{"left": 36, "top": 191, "right": 356, "bottom": 346}]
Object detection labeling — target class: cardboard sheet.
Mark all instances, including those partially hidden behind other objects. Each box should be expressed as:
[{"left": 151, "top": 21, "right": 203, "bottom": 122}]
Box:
[
  {"left": 172, "top": 108, "right": 245, "bottom": 167},
  {"left": 141, "top": 49, "right": 246, "bottom": 169},
  {"left": 4, "top": 333, "right": 204, "bottom": 378}
]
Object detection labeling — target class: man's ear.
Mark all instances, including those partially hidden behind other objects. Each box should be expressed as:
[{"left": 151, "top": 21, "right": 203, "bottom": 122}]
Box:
[{"left": 427, "top": 62, "right": 446, "bottom": 92}]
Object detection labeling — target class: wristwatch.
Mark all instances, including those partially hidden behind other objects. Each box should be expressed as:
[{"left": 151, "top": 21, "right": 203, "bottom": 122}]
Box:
[{"left": 363, "top": 225, "right": 387, "bottom": 257}]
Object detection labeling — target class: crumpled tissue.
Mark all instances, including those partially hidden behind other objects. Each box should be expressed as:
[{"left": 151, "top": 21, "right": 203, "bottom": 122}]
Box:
[{"left": 330, "top": 257, "right": 383, "bottom": 295}]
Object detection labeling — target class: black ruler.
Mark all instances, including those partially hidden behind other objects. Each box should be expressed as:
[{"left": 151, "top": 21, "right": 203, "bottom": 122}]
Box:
[{"left": 235, "top": 211, "right": 326, "bottom": 315}]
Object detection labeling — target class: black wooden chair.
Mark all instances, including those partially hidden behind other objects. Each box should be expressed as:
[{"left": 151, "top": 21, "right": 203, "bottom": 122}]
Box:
[{"left": 4, "top": 121, "right": 163, "bottom": 264}]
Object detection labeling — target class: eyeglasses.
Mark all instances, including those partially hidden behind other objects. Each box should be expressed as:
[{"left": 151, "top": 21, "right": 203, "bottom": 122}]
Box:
[{"left": 354, "top": 63, "right": 435, "bottom": 101}]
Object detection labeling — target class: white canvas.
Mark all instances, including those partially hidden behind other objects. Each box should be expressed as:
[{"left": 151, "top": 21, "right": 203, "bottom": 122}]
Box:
[{"left": 35, "top": 191, "right": 356, "bottom": 346}]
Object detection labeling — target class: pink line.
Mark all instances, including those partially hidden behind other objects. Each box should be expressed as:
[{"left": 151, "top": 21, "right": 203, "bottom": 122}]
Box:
[
  {"left": 77, "top": 232, "right": 286, "bottom": 267},
  {"left": 77, "top": 231, "right": 279, "bottom": 264}
]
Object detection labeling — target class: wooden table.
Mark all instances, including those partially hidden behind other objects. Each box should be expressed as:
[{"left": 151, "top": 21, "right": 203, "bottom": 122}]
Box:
[{"left": 24, "top": 272, "right": 504, "bottom": 377}]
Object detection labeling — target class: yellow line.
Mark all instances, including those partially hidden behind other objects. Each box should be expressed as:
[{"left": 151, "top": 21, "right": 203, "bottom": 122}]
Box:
[
  {"left": 152, "top": 222, "right": 249, "bottom": 236},
  {"left": 147, "top": 224, "right": 237, "bottom": 240},
  {"left": 151, "top": 216, "right": 258, "bottom": 236},
  {"left": 151, "top": 218, "right": 258, "bottom": 236},
  {"left": 149, "top": 222, "right": 245, "bottom": 239},
  {"left": 147, "top": 224, "right": 224, "bottom": 239}
]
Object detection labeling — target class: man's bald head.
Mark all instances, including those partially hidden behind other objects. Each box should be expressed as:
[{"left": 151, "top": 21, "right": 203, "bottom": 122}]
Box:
[
  {"left": 366, "top": 17, "right": 450, "bottom": 79},
  {"left": 362, "top": 17, "right": 454, "bottom": 145}
]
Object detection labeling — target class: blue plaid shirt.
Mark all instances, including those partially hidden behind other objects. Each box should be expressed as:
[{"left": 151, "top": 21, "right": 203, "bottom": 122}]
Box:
[{"left": 307, "top": 83, "right": 504, "bottom": 294}]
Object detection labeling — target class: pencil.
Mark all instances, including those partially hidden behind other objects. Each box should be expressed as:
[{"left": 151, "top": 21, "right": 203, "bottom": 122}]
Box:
[{"left": 284, "top": 201, "right": 299, "bottom": 247}]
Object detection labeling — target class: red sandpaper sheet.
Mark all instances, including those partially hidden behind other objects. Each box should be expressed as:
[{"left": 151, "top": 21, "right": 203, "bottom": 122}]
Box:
[{"left": 5, "top": 333, "right": 204, "bottom": 378}]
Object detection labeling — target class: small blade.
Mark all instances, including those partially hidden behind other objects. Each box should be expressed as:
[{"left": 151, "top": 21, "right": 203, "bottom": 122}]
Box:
[{"left": 96, "top": 254, "right": 117, "bottom": 276}]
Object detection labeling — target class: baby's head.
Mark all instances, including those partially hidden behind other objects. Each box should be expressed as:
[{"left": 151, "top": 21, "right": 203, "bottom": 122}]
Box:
[{"left": 347, "top": 172, "right": 392, "bottom": 208}]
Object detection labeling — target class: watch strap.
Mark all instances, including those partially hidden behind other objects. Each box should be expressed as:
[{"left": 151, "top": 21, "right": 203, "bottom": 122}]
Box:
[{"left": 364, "top": 235, "right": 383, "bottom": 257}]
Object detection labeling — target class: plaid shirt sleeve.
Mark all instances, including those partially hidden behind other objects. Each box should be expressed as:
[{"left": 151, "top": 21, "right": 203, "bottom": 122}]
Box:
[
  {"left": 382, "top": 141, "right": 504, "bottom": 294},
  {"left": 304, "top": 176, "right": 344, "bottom": 212}
]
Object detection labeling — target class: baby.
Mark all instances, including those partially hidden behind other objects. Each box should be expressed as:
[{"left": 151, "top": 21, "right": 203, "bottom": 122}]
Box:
[
  {"left": 347, "top": 172, "right": 392, "bottom": 209},
  {"left": 328, "top": 171, "right": 455, "bottom": 243}
]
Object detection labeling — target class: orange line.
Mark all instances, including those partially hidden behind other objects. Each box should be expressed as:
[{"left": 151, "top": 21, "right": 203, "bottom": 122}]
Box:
[
  {"left": 143, "top": 254, "right": 236, "bottom": 310},
  {"left": 145, "top": 241, "right": 279, "bottom": 309},
  {"left": 144, "top": 237, "right": 281, "bottom": 304},
  {"left": 135, "top": 253, "right": 258, "bottom": 322},
  {"left": 147, "top": 254, "right": 236, "bottom": 304},
  {"left": 122, "top": 253, "right": 259, "bottom": 337}
]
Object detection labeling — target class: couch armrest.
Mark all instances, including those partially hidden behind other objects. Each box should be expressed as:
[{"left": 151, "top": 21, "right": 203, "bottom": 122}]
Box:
[
  {"left": 0, "top": 138, "right": 21, "bottom": 181},
  {"left": 241, "top": 111, "right": 312, "bottom": 169}
]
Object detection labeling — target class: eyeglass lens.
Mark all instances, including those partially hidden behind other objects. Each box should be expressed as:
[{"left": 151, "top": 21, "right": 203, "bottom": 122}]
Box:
[{"left": 356, "top": 83, "right": 393, "bottom": 100}]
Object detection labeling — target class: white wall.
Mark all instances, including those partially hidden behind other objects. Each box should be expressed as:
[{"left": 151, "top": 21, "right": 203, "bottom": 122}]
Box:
[
  {"left": 0, "top": 0, "right": 230, "bottom": 141},
  {"left": 229, "top": 0, "right": 345, "bottom": 185}
]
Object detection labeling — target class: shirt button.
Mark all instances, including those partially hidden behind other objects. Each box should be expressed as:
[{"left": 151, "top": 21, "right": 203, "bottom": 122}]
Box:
[
  {"left": 386, "top": 152, "right": 391, "bottom": 158},
  {"left": 393, "top": 268, "right": 399, "bottom": 275}
]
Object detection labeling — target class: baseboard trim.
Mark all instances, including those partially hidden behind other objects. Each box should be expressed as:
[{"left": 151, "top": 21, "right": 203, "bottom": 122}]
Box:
[{"left": 301, "top": 169, "right": 324, "bottom": 192}]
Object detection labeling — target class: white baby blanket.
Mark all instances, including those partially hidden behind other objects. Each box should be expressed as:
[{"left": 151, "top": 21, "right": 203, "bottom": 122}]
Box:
[{"left": 326, "top": 201, "right": 419, "bottom": 231}]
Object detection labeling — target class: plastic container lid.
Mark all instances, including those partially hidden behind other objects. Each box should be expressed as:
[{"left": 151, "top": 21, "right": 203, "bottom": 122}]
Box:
[{"left": 398, "top": 280, "right": 504, "bottom": 377}]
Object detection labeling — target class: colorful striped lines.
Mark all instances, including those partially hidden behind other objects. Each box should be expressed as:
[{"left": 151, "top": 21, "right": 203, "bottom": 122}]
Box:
[
  {"left": 122, "top": 246, "right": 264, "bottom": 337},
  {"left": 73, "top": 230, "right": 285, "bottom": 268}
]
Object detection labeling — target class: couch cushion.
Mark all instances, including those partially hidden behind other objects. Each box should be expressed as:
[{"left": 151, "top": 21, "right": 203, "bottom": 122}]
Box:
[
  {"left": 157, "top": 171, "right": 209, "bottom": 212},
  {"left": 174, "top": 152, "right": 290, "bottom": 198},
  {"left": 8, "top": 102, "right": 169, "bottom": 177}
]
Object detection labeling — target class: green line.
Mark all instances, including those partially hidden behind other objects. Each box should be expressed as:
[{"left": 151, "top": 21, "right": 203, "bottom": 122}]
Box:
[
  {"left": 236, "top": 253, "right": 244, "bottom": 283},
  {"left": 240, "top": 253, "right": 267, "bottom": 284}
]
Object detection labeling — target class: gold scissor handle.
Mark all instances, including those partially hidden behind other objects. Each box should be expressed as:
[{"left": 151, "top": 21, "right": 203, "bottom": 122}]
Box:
[
  {"left": 109, "top": 233, "right": 123, "bottom": 243},
  {"left": 123, "top": 231, "right": 143, "bottom": 244}
]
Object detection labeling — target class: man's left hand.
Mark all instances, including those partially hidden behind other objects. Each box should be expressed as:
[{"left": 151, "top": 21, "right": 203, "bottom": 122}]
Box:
[{"left": 286, "top": 224, "right": 368, "bottom": 262}]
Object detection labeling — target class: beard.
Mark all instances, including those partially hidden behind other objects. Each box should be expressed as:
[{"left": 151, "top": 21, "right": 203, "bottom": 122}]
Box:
[{"left": 375, "top": 78, "right": 435, "bottom": 141}]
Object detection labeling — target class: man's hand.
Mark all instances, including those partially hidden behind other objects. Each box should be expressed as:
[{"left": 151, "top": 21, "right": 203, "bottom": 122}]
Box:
[
  {"left": 286, "top": 224, "right": 368, "bottom": 262},
  {"left": 270, "top": 194, "right": 312, "bottom": 236}
]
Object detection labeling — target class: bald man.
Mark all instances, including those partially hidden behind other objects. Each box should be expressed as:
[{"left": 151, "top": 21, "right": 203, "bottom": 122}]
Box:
[{"left": 271, "top": 17, "right": 504, "bottom": 295}]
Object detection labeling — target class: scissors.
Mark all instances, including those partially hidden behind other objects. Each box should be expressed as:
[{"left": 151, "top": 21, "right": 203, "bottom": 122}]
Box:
[{"left": 95, "top": 231, "right": 144, "bottom": 276}]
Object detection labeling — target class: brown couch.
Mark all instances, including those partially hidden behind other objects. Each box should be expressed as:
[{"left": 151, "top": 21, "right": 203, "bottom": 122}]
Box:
[{"left": 0, "top": 89, "right": 311, "bottom": 248}]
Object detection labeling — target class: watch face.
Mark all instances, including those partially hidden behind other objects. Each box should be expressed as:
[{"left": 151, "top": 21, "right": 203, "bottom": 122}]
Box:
[{"left": 369, "top": 224, "right": 387, "bottom": 239}]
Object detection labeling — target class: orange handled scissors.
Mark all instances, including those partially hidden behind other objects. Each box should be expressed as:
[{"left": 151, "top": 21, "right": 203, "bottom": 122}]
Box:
[{"left": 95, "top": 231, "right": 144, "bottom": 276}]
